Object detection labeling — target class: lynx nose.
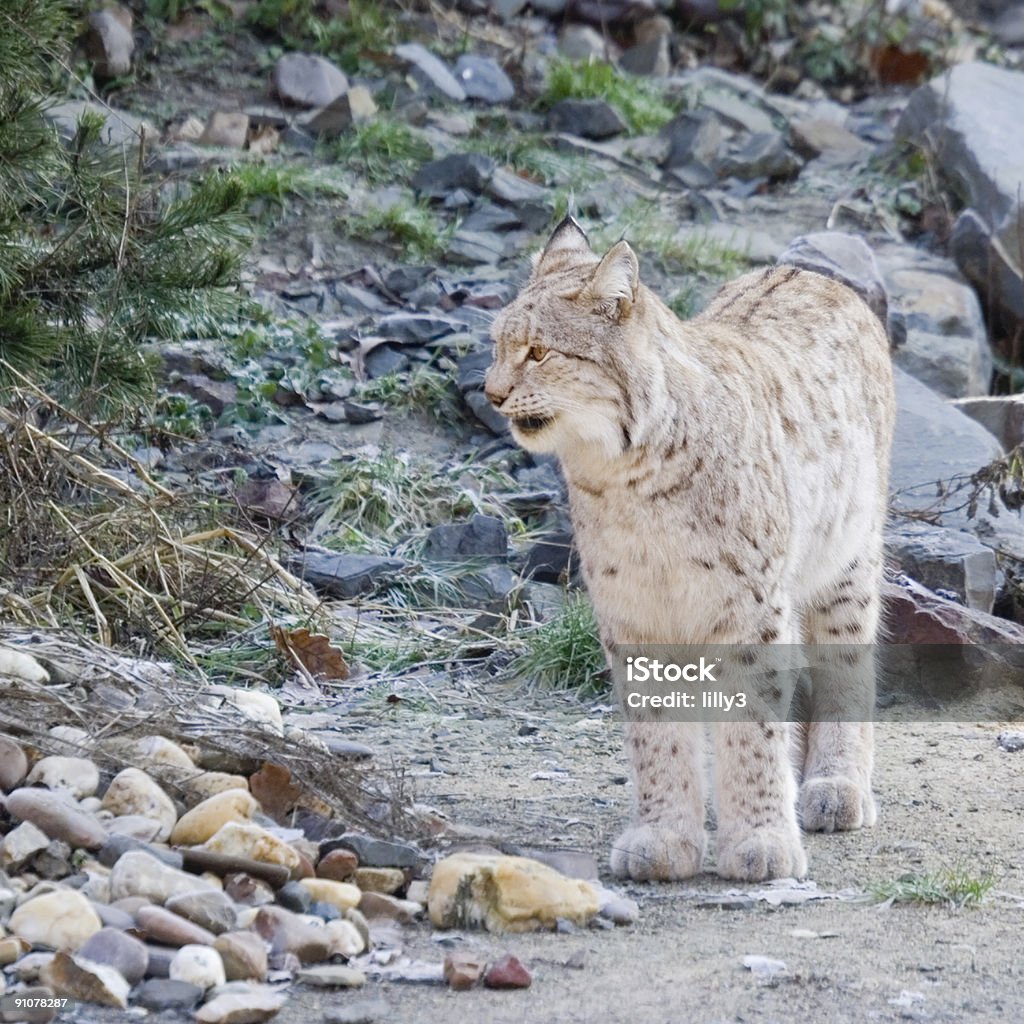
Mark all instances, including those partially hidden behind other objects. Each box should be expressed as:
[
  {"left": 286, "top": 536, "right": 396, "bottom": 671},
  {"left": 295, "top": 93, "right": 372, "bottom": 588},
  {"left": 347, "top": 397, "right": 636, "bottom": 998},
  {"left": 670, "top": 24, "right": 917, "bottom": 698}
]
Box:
[{"left": 483, "top": 369, "right": 509, "bottom": 408}]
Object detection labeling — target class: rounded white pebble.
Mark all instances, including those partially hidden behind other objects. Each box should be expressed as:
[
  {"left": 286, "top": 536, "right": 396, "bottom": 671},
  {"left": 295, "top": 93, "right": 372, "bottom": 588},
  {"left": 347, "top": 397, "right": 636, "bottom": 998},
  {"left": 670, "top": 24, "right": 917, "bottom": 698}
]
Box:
[{"left": 170, "top": 945, "right": 226, "bottom": 989}]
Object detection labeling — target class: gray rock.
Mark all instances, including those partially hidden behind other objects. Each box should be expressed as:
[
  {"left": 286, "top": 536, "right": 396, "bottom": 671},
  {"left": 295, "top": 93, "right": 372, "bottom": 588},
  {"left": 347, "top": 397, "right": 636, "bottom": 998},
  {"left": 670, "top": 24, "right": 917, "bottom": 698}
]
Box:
[
  {"left": 660, "top": 111, "right": 725, "bottom": 169},
  {"left": 777, "top": 232, "right": 888, "bottom": 328},
  {"left": 422, "top": 514, "right": 508, "bottom": 561},
  {"left": 84, "top": 8, "right": 134, "bottom": 80},
  {"left": 951, "top": 396, "right": 1024, "bottom": 451},
  {"left": 304, "top": 86, "right": 377, "bottom": 137},
  {"left": 4, "top": 788, "right": 108, "bottom": 850},
  {"left": 322, "top": 834, "right": 420, "bottom": 869},
  {"left": 134, "top": 977, "right": 204, "bottom": 1012},
  {"left": 890, "top": 367, "right": 1001, "bottom": 523},
  {"left": 454, "top": 55, "right": 515, "bottom": 104},
  {"left": 288, "top": 550, "right": 406, "bottom": 599},
  {"left": 992, "top": 5, "right": 1024, "bottom": 46},
  {"left": 449, "top": 230, "right": 506, "bottom": 265},
  {"left": 485, "top": 168, "right": 551, "bottom": 208},
  {"left": 342, "top": 399, "right": 383, "bottom": 424},
  {"left": 458, "top": 564, "right": 520, "bottom": 611},
  {"left": 45, "top": 100, "right": 153, "bottom": 149},
  {"left": 998, "top": 730, "right": 1024, "bottom": 752},
  {"left": 412, "top": 152, "right": 495, "bottom": 198},
  {"left": 619, "top": 35, "right": 670, "bottom": 76},
  {"left": 276, "top": 881, "right": 313, "bottom": 915},
  {"left": 395, "top": 43, "right": 466, "bottom": 102},
  {"left": 77, "top": 927, "right": 148, "bottom": 986},
  {"left": 897, "top": 62, "right": 1024, "bottom": 329},
  {"left": 98, "top": 833, "right": 184, "bottom": 870},
  {"left": 883, "top": 262, "right": 991, "bottom": 398},
  {"left": 363, "top": 344, "right": 410, "bottom": 378},
  {"left": 558, "top": 24, "right": 609, "bottom": 60},
  {"left": 549, "top": 99, "right": 628, "bottom": 140},
  {"left": 273, "top": 53, "right": 348, "bottom": 108},
  {"left": 886, "top": 522, "right": 999, "bottom": 613},
  {"left": 521, "top": 530, "right": 576, "bottom": 583},
  {"left": 165, "top": 889, "right": 238, "bottom": 935},
  {"left": 378, "top": 312, "right": 458, "bottom": 344},
  {"left": 717, "top": 131, "right": 801, "bottom": 181},
  {"left": 465, "top": 390, "right": 508, "bottom": 434}
]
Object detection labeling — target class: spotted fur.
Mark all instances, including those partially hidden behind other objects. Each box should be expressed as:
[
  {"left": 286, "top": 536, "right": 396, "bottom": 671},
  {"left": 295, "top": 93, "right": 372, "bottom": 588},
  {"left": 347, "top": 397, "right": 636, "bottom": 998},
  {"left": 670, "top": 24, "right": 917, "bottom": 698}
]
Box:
[{"left": 486, "top": 218, "right": 895, "bottom": 882}]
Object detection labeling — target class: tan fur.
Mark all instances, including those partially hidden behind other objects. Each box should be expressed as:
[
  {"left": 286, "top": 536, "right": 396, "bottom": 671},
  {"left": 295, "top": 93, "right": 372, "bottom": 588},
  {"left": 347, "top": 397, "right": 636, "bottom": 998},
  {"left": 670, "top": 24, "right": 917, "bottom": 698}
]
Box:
[{"left": 486, "top": 218, "right": 895, "bottom": 882}]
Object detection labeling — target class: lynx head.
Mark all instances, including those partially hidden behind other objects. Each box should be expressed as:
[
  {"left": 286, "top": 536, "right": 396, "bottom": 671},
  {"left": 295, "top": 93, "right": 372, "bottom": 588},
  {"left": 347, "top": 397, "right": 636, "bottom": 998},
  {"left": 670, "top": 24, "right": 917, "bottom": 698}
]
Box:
[{"left": 485, "top": 217, "right": 652, "bottom": 459}]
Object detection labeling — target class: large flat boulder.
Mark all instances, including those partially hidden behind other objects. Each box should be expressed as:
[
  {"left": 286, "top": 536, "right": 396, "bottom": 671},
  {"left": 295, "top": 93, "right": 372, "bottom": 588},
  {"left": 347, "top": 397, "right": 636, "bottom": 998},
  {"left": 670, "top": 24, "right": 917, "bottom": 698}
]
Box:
[{"left": 897, "top": 62, "right": 1024, "bottom": 328}]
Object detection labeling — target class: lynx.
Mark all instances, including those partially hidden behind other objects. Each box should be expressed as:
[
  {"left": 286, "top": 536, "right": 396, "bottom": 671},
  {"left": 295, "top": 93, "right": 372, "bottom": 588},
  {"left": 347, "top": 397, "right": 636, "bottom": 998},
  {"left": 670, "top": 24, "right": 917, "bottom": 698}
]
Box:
[{"left": 485, "top": 218, "right": 895, "bottom": 882}]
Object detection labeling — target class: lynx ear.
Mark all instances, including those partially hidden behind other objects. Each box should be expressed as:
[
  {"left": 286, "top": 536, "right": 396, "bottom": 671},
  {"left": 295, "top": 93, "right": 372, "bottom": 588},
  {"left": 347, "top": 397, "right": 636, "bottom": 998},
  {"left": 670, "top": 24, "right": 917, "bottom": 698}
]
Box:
[
  {"left": 533, "top": 216, "right": 591, "bottom": 272},
  {"left": 586, "top": 240, "right": 639, "bottom": 318}
]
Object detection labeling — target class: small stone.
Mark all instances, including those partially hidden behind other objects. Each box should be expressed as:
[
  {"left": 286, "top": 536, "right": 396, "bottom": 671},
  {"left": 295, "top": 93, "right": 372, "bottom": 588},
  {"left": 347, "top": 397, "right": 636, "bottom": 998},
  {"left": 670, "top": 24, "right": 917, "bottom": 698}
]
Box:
[
  {"left": 253, "top": 907, "right": 333, "bottom": 964},
  {"left": 99, "top": 833, "right": 183, "bottom": 870},
  {"left": 357, "top": 892, "right": 420, "bottom": 923},
  {"left": 483, "top": 954, "right": 531, "bottom": 989},
  {"left": 131, "top": 735, "right": 196, "bottom": 774},
  {"left": 718, "top": 131, "right": 801, "bottom": 180},
  {"left": 40, "top": 950, "right": 130, "bottom": 1008},
  {"left": 10, "top": 889, "right": 102, "bottom": 951},
  {"left": 183, "top": 772, "right": 250, "bottom": 802},
  {"left": 353, "top": 867, "right": 404, "bottom": 895},
  {"left": 558, "top": 24, "right": 607, "bottom": 60},
  {"left": 273, "top": 53, "right": 348, "bottom": 108},
  {"left": 84, "top": 5, "right": 134, "bottom": 79},
  {"left": 742, "top": 954, "right": 787, "bottom": 977},
  {"left": 1, "top": 821, "right": 51, "bottom": 871},
  {"left": 215, "top": 931, "right": 269, "bottom": 982},
  {"left": 444, "top": 952, "right": 485, "bottom": 990},
  {"left": 207, "top": 687, "right": 283, "bottom": 734},
  {"left": 77, "top": 927, "right": 148, "bottom": 985},
  {"left": 296, "top": 964, "right": 366, "bottom": 988},
  {"left": 4, "top": 788, "right": 108, "bottom": 850},
  {"left": 109, "top": 850, "right": 217, "bottom": 903},
  {"left": 101, "top": 768, "right": 178, "bottom": 841},
  {"left": 454, "top": 55, "right": 514, "bottom": 104},
  {"left": 171, "top": 789, "right": 258, "bottom": 846},
  {"left": 287, "top": 551, "right": 406, "bottom": 600},
  {"left": 46, "top": 726, "right": 92, "bottom": 756},
  {"left": 196, "top": 984, "right": 288, "bottom": 1024},
  {"left": 324, "top": 919, "right": 365, "bottom": 957},
  {"left": 395, "top": 42, "right": 466, "bottom": 101},
  {"left": 411, "top": 152, "right": 495, "bottom": 199},
  {"left": 549, "top": 99, "right": 628, "bottom": 140},
  {"left": 198, "top": 112, "right": 249, "bottom": 149},
  {"left": 325, "top": 835, "right": 420, "bottom": 869},
  {"left": 92, "top": 902, "right": 135, "bottom": 931},
  {"left": 170, "top": 944, "right": 226, "bottom": 989},
  {"left": 105, "top": 815, "right": 164, "bottom": 841},
  {"left": 323, "top": 997, "right": 390, "bottom": 1024},
  {"left": 428, "top": 853, "right": 599, "bottom": 932},
  {"left": 998, "top": 731, "right": 1024, "bottom": 752},
  {"left": 305, "top": 86, "right": 378, "bottom": 137},
  {"left": 276, "top": 881, "right": 313, "bottom": 914},
  {"left": 136, "top": 905, "right": 217, "bottom": 947},
  {"left": 316, "top": 848, "right": 358, "bottom": 881},
  {"left": 143, "top": 944, "right": 177, "bottom": 978},
  {"left": 134, "top": 977, "right": 204, "bottom": 1012},
  {"left": 26, "top": 756, "right": 99, "bottom": 799},
  {"left": 298, "top": 878, "right": 361, "bottom": 913},
  {"left": 203, "top": 822, "right": 300, "bottom": 872},
  {"left": 165, "top": 889, "right": 238, "bottom": 934},
  {"left": 0, "top": 936, "right": 31, "bottom": 965},
  {"left": 0, "top": 735, "right": 29, "bottom": 790},
  {"left": 421, "top": 514, "right": 507, "bottom": 562},
  {"left": 224, "top": 872, "right": 276, "bottom": 906}
]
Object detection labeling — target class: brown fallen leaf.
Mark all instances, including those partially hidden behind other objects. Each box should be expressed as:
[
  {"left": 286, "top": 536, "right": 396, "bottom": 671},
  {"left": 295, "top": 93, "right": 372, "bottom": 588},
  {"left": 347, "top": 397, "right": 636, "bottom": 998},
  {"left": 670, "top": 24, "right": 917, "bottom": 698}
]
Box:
[
  {"left": 250, "top": 762, "right": 304, "bottom": 822},
  {"left": 271, "top": 625, "right": 350, "bottom": 680},
  {"left": 871, "top": 44, "right": 930, "bottom": 86}
]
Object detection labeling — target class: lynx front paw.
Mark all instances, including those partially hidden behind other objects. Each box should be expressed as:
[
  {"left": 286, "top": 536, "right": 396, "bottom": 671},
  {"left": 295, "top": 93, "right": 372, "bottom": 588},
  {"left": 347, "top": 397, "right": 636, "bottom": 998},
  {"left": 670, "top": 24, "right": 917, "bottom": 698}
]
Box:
[
  {"left": 717, "top": 827, "right": 808, "bottom": 882},
  {"left": 609, "top": 823, "right": 704, "bottom": 881},
  {"left": 799, "top": 776, "right": 876, "bottom": 833}
]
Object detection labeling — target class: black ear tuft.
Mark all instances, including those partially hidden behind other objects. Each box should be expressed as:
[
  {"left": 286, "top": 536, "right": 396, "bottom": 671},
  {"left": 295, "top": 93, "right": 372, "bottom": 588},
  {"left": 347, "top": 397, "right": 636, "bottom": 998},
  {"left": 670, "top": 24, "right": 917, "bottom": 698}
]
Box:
[{"left": 542, "top": 215, "right": 591, "bottom": 258}]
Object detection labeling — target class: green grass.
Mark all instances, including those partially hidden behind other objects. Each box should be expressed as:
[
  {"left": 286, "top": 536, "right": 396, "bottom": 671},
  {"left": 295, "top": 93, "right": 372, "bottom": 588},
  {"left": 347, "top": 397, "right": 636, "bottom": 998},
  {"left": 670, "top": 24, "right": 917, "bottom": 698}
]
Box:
[
  {"left": 308, "top": 450, "right": 516, "bottom": 552},
  {"left": 540, "top": 58, "right": 675, "bottom": 135},
  {"left": 357, "top": 365, "right": 461, "bottom": 424},
  {"left": 340, "top": 197, "right": 451, "bottom": 262},
  {"left": 331, "top": 119, "right": 433, "bottom": 185},
  {"left": 511, "top": 592, "right": 607, "bottom": 693},
  {"left": 870, "top": 868, "right": 996, "bottom": 908}
]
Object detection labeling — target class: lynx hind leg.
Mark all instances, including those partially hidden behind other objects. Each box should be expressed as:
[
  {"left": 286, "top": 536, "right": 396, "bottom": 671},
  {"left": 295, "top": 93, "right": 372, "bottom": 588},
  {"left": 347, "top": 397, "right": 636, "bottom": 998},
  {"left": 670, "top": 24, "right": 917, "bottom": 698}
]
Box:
[
  {"left": 799, "top": 559, "right": 881, "bottom": 833},
  {"left": 609, "top": 721, "right": 706, "bottom": 881}
]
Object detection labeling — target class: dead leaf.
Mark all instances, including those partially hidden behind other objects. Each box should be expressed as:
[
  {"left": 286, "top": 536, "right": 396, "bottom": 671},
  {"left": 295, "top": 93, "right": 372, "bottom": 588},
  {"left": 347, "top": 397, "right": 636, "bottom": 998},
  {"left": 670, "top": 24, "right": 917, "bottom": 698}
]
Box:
[
  {"left": 871, "top": 45, "right": 930, "bottom": 86},
  {"left": 250, "top": 762, "right": 304, "bottom": 822},
  {"left": 271, "top": 625, "right": 350, "bottom": 680}
]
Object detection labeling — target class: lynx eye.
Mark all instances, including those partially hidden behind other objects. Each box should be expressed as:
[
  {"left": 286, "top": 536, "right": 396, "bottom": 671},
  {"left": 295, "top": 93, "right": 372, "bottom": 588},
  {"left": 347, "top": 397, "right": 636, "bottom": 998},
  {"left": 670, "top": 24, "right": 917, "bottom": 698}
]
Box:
[{"left": 527, "top": 345, "right": 549, "bottom": 363}]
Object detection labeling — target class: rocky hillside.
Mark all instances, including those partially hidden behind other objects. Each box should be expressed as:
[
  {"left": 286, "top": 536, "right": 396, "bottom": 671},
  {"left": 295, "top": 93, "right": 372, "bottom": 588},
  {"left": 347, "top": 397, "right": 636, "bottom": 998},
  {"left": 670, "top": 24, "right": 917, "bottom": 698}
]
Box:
[{"left": 2, "top": 0, "right": 1024, "bottom": 1020}]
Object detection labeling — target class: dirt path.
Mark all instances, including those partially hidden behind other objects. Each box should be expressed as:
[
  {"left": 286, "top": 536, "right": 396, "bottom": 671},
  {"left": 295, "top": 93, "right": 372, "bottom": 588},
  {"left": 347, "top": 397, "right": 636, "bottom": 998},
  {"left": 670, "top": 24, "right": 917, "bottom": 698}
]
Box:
[{"left": 260, "top": 686, "right": 1024, "bottom": 1024}]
